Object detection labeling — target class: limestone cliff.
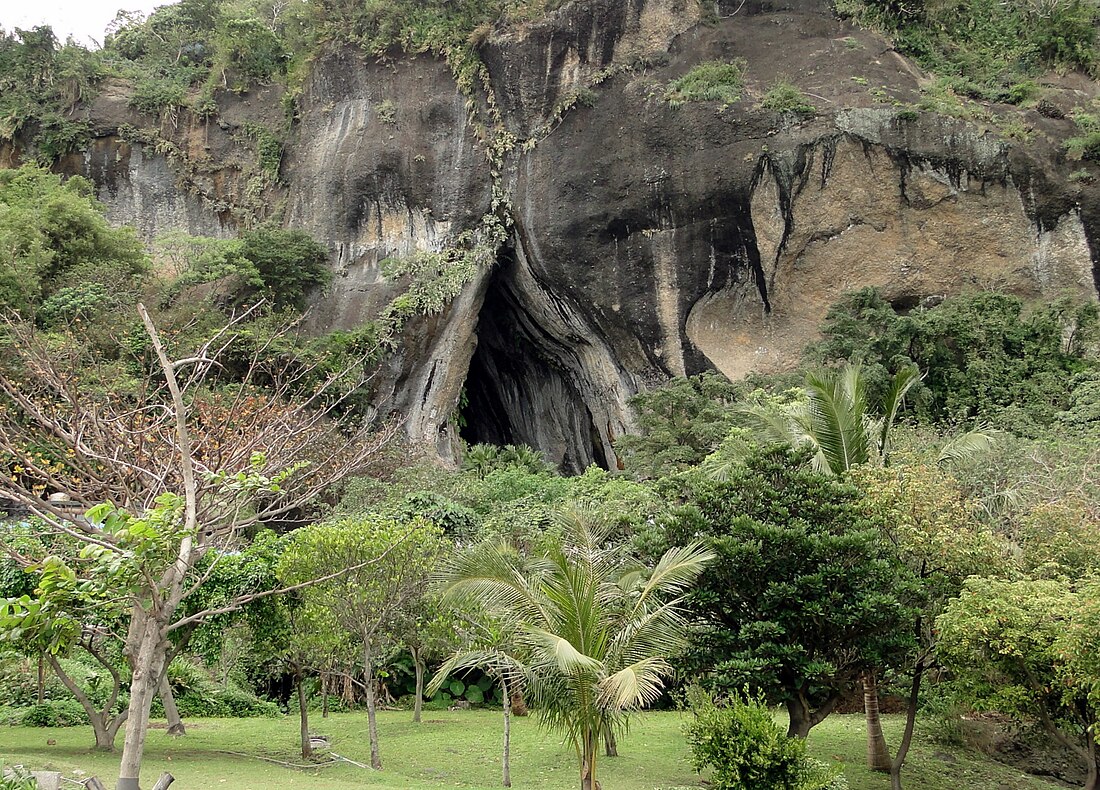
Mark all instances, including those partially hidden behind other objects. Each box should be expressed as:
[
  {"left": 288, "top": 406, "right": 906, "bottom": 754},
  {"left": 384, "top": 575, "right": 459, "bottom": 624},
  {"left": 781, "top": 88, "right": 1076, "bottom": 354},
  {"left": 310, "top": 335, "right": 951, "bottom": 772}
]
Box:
[{"left": 32, "top": 0, "right": 1100, "bottom": 470}]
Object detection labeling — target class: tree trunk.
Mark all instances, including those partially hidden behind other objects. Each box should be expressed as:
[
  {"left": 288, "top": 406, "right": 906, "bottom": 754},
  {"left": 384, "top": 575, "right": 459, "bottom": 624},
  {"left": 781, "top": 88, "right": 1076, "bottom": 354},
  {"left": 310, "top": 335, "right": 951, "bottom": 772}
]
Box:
[
  {"left": 37, "top": 654, "right": 45, "bottom": 704},
  {"left": 363, "top": 647, "right": 382, "bottom": 770},
  {"left": 581, "top": 728, "right": 599, "bottom": 790},
  {"left": 45, "top": 653, "right": 119, "bottom": 751},
  {"left": 91, "top": 715, "right": 115, "bottom": 751},
  {"left": 413, "top": 649, "right": 424, "bottom": 724},
  {"left": 501, "top": 676, "right": 511, "bottom": 788},
  {"left": 158, "top": 674, "right": 185, "bottom": 737},
  {"left": 603, "top": 725, "right": 618, "bottom": 757},
  {"left": 863, "top": 672, "right": 892, "bottom": 772},
  {"left": 785, "top": 696, "right": 812, "bottom": 739},
  {"left": 297, "top": 667, "right": 312, "bottom": 760},
  {"left": 1084, "top": 732, "right": 1098, "bottom": 790},
  {"left": 321, "top": 673, "right": 329, "bottom": 719},
  {"left": 889, "top": 658, "right": 927, "bottom": 790},
  {"left": 117, "top": 607, "right": 169, "bottom": 790}
]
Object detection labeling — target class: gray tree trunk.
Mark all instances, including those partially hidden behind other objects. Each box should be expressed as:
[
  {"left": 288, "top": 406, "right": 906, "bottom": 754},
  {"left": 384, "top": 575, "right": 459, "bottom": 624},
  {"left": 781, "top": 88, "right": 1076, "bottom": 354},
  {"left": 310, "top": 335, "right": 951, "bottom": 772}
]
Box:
[
  {"left": 363, "top": 646, "right": 382, "bottom": 770},
  {"left": 117, "top": 607, "right": 169, "bottom": 790},
  {"left": 158, "top": 674, "right": 185, "bottom": 736},
  {"left": 413, "top": 649, "right": 424, "bottom": 724},
  {"left": 501, "top": 676, "right": 511, "bottom": 788},
  {"left": 297, "top": 668, "right": 312, "bottom": 760}
]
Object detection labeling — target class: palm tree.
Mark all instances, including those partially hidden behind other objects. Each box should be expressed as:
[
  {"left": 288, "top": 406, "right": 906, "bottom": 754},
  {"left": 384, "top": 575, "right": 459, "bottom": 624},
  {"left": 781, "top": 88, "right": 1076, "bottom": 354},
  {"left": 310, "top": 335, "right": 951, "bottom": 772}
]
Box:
[
  {"left": 736, "top": 362, "right": 993, "bottom": 784},
  {"left": 435, "top": 507, "right": 713, "bottom": 790},
  {"left": 735, "top": 363, "right": 992, "bottom": 476}
]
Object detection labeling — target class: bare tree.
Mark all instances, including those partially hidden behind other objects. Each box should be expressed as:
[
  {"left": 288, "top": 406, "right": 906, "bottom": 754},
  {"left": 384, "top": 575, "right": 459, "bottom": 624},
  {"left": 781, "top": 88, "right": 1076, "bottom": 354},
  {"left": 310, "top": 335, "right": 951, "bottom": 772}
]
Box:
[{"left": 0, "top": 304, "right": 399, "bottom": 790}]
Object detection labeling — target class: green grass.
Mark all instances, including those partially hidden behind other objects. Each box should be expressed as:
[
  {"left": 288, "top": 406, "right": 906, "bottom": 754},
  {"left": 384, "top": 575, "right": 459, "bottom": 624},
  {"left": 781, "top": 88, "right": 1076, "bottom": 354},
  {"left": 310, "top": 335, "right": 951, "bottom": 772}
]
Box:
[{"left": 0, "top": 710, "right": 1063, "bottom": 790}]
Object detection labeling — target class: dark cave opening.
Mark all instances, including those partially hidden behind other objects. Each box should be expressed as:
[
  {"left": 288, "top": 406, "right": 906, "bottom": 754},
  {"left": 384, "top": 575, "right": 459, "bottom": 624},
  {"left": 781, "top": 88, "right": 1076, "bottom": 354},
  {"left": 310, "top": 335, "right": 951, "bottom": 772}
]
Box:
[{"left": 458, "top": 245, "right": 610, "bottom": 474}]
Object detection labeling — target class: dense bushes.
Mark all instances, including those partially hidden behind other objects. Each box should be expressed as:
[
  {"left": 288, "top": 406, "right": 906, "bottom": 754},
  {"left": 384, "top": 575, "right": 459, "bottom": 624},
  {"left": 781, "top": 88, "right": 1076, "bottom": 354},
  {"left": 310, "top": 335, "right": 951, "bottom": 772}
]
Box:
[
  {"left": 0, "top": 166, "right": 147, "bottom": 318},
  {"left": 19, "top": 700, "right": 88, "bottom": 728},
  {"left": 810, "top": 288, "right": 1100, "bottom": 431}
]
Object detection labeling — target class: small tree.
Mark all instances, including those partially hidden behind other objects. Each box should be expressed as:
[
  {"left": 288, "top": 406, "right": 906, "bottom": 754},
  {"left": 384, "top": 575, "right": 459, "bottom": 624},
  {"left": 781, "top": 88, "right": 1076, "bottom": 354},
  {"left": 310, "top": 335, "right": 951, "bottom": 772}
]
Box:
[
  {"left": 429, "top": 617, "right": 527, "bottom": 787},
  {"left": 391, "top": 594, "right": 459, "bottom": 723},
  {"left": 277, "top": 516, "right": 445, "bottom": 770},
  {"left": 938, "top": 577, "right": 1100, "bottom": 789},
  {"left": 851, "top": 463, "right": 1006, "bottom": 789},
  {"left": 0, "top": 534, "right": 130, "bottom": 750}
]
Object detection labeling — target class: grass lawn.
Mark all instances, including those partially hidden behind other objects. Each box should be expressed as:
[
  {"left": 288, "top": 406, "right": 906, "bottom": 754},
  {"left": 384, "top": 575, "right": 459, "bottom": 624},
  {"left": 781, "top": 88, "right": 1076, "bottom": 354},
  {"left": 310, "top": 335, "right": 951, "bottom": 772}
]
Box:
[{"left": 0, "top": 710, "right": 1064, "bottom": 790}]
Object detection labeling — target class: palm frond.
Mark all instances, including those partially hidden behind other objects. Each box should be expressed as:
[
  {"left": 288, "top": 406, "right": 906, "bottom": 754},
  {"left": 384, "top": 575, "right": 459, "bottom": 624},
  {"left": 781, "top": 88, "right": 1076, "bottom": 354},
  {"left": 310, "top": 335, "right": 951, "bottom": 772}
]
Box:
[
  {"left": 522, "top": 625, "right": 603, "bottom": 675},
  {"left": 806, "top": 368, "right": 871, "bottom": 475},
  {"left": 436, "top": 541, "right": 551, "bottom": 625},
  {"left": 937, "top": 428, "right": 997, "bottom": 467},
  {"left": 879, "top": 365, "right": 921, "bottom": 456},
  {"left": 630, "top": 543, "right": 714, "bottom": 610},
  {"left": 598, "top": 657, "right": 671, "bottom": 710},
  {"left": 738, "top": 401, "right": 807, "bottom": 447}
]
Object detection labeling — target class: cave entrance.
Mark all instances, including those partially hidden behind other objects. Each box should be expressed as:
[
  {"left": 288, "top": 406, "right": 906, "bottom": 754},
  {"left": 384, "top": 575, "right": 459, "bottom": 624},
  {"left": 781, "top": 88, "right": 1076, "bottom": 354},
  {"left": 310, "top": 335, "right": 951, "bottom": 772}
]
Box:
[{"left": 458, "top": 244, "right": 610, "bottom": 474}]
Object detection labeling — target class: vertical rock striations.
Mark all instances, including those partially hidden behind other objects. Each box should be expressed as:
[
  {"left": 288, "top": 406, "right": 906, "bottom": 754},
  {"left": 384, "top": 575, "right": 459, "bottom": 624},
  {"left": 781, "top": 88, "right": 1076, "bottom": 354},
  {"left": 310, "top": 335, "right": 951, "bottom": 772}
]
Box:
[{"left": 33, "top": 0, "right": 1100, "bottom": 469}]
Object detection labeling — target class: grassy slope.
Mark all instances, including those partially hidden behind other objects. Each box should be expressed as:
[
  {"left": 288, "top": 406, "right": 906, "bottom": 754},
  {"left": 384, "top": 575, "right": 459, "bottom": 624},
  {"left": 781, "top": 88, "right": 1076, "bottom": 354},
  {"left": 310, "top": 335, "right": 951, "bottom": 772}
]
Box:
[{"left": 0, "top": 710, "right": 1062, "bottom": 790}]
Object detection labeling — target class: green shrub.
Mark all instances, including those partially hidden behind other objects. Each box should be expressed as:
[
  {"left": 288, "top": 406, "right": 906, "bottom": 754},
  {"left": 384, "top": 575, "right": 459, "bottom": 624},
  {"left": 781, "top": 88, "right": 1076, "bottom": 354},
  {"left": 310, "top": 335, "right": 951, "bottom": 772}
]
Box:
[
  {"left": 38, "top": 283, "right": 113, "bottom": 326},
  {"left": 839, "top": 0, "right": 1099, "bottom": 103},
  {"left": 665, "top": 60, "right": 746, "bottom": 107},
  {"left": 172, "top": 682, "right": 279, "bottom": 719},
  {"left": 1066, "top": 103, "right": 1100, "bottom": 161},
  {"left": 684, "top": 687, "right": 843, "bottom": 790},
  {"left": 760, "top": 80, "right": 816, "bottom": 117},
  {"left": 20, "top": 700, "right": 88, "bottom": 727},
  {"left": 239, "top": 228, "right": 331, "bottom": 311}
]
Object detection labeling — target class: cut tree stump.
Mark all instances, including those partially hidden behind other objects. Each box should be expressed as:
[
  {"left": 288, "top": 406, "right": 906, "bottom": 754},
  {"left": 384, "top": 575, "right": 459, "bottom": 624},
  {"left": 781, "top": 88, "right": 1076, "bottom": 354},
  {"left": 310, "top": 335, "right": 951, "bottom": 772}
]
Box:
[
  {"left": 151, "top": 773, "right": 175, "bottom": 790},
  {"left": 83, "top": 779, "right": 107, "bottom": 790}
]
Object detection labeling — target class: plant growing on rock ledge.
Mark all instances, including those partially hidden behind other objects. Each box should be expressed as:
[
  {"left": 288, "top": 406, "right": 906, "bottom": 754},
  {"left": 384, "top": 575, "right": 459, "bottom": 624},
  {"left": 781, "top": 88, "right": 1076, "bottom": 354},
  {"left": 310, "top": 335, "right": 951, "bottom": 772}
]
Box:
[
  {"left": 664, "top": 60, "right": 746, "bottom": 108},
  {"left": 1066, "top": 102, "right": 1100, "bottom": 161},
  {"left": 760, "top": 79, "right": 816, "bottom": 118}
]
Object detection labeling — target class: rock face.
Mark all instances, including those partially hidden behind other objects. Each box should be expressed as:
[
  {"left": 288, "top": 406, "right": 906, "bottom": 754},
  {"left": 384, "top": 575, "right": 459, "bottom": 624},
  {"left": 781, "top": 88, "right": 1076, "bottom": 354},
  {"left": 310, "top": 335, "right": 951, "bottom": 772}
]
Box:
[{"left": 31, "top": 0, "right": 1100, "bottom": 470}]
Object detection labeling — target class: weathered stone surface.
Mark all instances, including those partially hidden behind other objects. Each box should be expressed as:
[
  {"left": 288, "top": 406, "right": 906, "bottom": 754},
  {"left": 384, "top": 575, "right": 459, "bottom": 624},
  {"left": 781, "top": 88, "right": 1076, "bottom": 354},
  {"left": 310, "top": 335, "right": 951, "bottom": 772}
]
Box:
[{"left": 24, "top": 0, "right": 1100, "bottom": 469}]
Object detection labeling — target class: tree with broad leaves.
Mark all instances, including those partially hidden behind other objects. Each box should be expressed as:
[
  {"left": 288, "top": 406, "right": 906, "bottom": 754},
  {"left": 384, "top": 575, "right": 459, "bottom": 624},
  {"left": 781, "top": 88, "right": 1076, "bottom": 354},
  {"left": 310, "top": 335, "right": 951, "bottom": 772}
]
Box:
[
  {"left": 662, "top": 445, "right": 915, "bottom": 739},
  {"left": 938, "top": 577, "right": 1100, "bottom": 790},
  {"left": 735, "top": 362, "right": 992, "bottom": 767}
]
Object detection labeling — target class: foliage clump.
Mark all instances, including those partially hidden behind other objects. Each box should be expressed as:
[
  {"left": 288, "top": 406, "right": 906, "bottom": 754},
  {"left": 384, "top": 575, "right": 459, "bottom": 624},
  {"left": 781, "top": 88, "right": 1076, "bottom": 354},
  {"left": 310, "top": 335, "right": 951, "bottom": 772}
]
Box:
[
  {"left": 809, "top": 288, "right": 1100, "bottom": 431},
  {"left": 0, "top": 165, "right": 147, "bottom": 320},
  {"left": 1066, "top": 101, "right": 1100, "bottom": 160},
  {"left": 760, "top": 80, "right": 817, "bottom": 117},
  {"left": 665, "top": 60, "right": 746, "bottom": 107},
  {"left": 837, "top": 0, "right": 1099, "bottom": 103},
  {"left": 684, "top": 686, "right": 847, "bottom": 790}
]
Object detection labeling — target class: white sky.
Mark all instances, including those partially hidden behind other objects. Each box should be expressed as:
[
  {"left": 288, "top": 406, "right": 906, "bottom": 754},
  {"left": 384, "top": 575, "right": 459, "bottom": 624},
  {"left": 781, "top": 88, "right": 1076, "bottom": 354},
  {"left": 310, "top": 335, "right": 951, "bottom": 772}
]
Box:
[{"left": 0, "top": 1, "right": 175, "bottom": 47}]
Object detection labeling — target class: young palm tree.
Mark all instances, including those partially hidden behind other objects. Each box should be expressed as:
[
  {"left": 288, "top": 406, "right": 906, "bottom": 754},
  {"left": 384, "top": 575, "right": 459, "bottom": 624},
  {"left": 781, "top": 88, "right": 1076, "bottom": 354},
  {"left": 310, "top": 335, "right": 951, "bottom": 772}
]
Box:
[{"left": 435, "top": 507, "right": 713, "bottom": 790}]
